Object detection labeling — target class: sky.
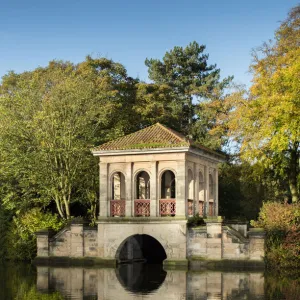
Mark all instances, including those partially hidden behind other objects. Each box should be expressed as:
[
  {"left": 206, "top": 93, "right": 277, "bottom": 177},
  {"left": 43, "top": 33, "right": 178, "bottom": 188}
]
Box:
[{"left": 0, "top": 0, "right": 298, "bottom": 87}]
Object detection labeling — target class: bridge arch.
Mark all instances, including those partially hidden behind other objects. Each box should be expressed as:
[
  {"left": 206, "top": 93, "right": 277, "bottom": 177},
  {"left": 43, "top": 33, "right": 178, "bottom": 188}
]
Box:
[
  {"left": 115, "top": 234, "right": 167, "bottom": 264},
  {"left": 98, "top": 222, "right": 187, "bottom": 261}
]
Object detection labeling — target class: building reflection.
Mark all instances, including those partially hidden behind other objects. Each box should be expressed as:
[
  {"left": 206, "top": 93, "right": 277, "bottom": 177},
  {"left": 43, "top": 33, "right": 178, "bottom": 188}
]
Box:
[{"left": 37, "top": 264, "right": 264, "bottom": 299}]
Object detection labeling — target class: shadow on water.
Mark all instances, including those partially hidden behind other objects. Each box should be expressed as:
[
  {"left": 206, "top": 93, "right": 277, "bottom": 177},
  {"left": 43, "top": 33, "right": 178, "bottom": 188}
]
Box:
[{"left": 116, "top": 263, "right": 167, "bottom": 294}]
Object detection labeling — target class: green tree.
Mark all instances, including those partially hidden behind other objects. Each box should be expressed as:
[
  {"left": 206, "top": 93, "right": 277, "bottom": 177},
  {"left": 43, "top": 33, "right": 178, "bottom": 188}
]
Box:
[
  {"left": 145, "top": 41, "right": 233, "bottom": 145},
  {"left": 226, "top": 6, "right": 300, "bottom": 202},
  {"left": 0, "top": 57, "right": 136, "bottom": 219}
]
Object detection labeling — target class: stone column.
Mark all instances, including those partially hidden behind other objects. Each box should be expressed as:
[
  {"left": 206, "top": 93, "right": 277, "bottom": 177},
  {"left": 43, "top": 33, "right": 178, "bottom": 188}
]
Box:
[
  {"left": 248, "top": 229, "right": 266, "bottom": 260},
  {"left": 150, "top": 161, "right": 157, "bottom": 216},
  {"left": 194, "top": 163, "right": 198, "bottom": 216},
  {"left": 131, "top": 164, "right": 135, "bottom": 217},
  {"left": 35, "top": 229, "right": 54, "bottom": 257},
  {"left": 71, "top": 224, "right": 84, "bottom": 257},
  {"left": 205, "top": 166, "right": 210, "bottom": 216},
  {"left": 215, "top": 168, "right": 219, "bottom": 216},
  {"left": 99, "top": 162, "right": 108, "bottom": 217},
  {"left": 125, "top": 162, "right": 133, "bottom": 216},
  {"left": 206, "top": 220, "right": 222, "bottom": 259},
  {"left": 176, "top": 160, "right": 186, "bottom": 217}
]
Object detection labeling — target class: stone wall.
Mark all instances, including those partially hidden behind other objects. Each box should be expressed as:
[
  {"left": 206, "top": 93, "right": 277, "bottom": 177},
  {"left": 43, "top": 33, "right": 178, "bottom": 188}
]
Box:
[
  {"left": 37, "top": 225, "right": 98, "bottom": 258},
  {"left": 187, "top": 221, "right": 265, "bottom": 261},
  {"left": 36, "top": 220, "right": 265, "bottom": 264}
]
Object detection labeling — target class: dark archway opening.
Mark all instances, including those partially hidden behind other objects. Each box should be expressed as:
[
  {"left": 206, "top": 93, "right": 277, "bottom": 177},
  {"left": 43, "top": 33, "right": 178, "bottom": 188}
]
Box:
[{"left": 116, "top": 234, "right": 167, "bottom": 264}]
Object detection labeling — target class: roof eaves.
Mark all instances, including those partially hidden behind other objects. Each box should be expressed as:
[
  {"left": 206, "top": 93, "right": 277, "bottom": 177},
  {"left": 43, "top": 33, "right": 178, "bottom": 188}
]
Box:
[
  {"left": 92, "top": 146, "right": 190, "bottom": 156},
  {"left": 189, "top": 144, "right": 226, "bottom": 161}
]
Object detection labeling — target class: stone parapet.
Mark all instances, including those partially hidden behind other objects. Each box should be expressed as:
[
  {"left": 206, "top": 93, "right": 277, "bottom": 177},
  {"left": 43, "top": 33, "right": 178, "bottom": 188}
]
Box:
[
  {"left": 187, "top": 219, "right": 265, "bottom": 262},
  {"left": 35, "top": 219, "right": 266, "bottom": 267},
  {"left": 70, "top": 224, "right": 84, "bottom": 257},
  {"left": 248, "top": 228, "right": 266, "bottom": 261},
  {"left": 35, "top": 229, "right": 55, "bottom": 257}
]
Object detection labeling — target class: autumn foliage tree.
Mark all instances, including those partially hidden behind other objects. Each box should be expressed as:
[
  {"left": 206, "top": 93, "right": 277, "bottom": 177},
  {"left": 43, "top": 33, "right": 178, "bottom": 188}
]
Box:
[{"left": 224, "top": 6, "right": 300, "bottom": 202}]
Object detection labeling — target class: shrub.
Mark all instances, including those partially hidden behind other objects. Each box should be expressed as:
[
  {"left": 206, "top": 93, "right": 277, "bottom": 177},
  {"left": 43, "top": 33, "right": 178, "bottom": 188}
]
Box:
[
  {"left": 187, "top": 213, "right": 205, "bottom": 227},
  {"left": 251, "top": 201, "right": 300, "bottom": 269},
  {"left": 251, "top": 202, "right": 300, "bottom": 231},
  {"left": 6, "top": 208, "right": 65, "bottom": 261},
  {"left": 0, "top": 208, "right": 11, "bottom": 260}
]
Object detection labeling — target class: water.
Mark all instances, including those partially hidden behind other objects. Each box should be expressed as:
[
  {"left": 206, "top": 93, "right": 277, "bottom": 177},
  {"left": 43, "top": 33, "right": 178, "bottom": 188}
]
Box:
[{"left": 0, "top": 262, "right": 299, "bottom": 299}]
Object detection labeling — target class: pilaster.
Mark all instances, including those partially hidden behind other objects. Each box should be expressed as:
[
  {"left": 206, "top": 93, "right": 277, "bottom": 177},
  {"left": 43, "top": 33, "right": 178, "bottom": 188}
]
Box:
[
  {"left": 125, "top": 162, "right": 133, "bottom": 216},
  {"left": 150, "top": 161, "right": 157, "bottom": 216},
  {"left": 35, "top": 229, "right": 54, "bottom": 257},
  {"left": 205, "top": 219, "right": 222, "bottom": 259},
  {"left": 70, "top": 224, "right": 84, "bottom": 257},
  {"left": 248, "top": 229, "right": 266, "bottom": 260},
  {"left": 176, "top": 159, "right": 186, "bottom": 217},
  {"left": 205, "top": 165, "right": 210, "bottom": 216},
  {"left": 194, "top": 163, "right": 198, "bottom": 215},
  {"left": 215, "top": 168, "right": 219, "bottom": 216},
  {"left": 99, "top": 162, "right": 108, "bottom": 217}
]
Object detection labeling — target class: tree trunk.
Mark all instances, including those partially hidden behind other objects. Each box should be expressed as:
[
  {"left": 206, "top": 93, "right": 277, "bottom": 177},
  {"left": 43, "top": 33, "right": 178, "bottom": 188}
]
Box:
[
  {"left": 289, "top": 147, "right": 299, "bottom": 203},
  {"left": 54, "top": 195, "right": 65, "bottom": 219}
]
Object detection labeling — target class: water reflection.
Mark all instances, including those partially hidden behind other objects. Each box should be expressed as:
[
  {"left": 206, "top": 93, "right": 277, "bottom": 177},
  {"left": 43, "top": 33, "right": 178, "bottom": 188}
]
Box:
[
  {"left": 116, "top": 263, "right": 167, "bottom": 294},
  {"left": 36, "top": 264, "right": 265, "bottom": 299}
]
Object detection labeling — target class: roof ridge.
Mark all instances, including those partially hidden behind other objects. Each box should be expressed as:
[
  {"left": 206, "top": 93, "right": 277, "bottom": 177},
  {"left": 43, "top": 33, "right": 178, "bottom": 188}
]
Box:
[
  {"left": 93, "top": 123, "right": 192, "bottom": 152},
  {"left": 156, "top": 122, "right": 189, "bottom": 144},
  {"left": 99, "top": 123, "right": 157, "bottom": 147}
]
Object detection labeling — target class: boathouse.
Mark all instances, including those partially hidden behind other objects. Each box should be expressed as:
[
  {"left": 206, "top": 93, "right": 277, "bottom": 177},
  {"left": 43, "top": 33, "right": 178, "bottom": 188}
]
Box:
[{"left": 35, "top": 123, "right": 265, "bottom": 267}]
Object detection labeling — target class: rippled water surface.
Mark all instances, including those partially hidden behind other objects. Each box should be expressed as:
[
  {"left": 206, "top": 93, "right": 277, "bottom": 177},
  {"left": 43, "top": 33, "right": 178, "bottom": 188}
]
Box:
[{"left": 0, "top": 262, "right": 299, "bottom": 299}]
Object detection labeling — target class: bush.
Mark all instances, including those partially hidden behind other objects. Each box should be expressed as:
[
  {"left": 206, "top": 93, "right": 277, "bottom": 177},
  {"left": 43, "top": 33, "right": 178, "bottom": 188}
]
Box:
[
  {"left": 187, "top": 213, "right": 205, "bottom": 227},
  {"left": 251, "top": 202, "right": 300, "bottom": 231},
  {"left": 251, "top": 201, "right": 300, "bottom": 269},
  {"left": 0, "top": 208, "right": 11, "bottom": 261},
  {"left": 6, "top": 208, "right": 65, "bottom": 261}
]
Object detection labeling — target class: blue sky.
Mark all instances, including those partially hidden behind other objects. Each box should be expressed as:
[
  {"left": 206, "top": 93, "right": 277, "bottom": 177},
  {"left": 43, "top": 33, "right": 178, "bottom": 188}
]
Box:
[{"left": 0, "top": 0, "right": 298, "bottom": 87}]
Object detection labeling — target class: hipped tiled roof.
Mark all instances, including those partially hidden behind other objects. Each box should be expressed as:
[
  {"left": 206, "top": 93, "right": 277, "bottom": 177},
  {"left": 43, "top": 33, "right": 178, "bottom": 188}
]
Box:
[
  {"left": 93, "top": 123, "right": 224, "bottom": 158},
  {"left": 93, "top": 123, "right": 189, "bottom": 151}
]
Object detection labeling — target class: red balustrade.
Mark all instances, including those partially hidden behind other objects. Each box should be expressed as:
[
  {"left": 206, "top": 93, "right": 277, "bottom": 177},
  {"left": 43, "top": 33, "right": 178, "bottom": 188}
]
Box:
[
  {"left": 110, "top": 200, "right": 125, "bottom": 217},
  {"left": 160, "top": 199, "right": 176, "bottom": 216},
  {"left": 134, "top": 199, "right": 150, "bottom": 217}
]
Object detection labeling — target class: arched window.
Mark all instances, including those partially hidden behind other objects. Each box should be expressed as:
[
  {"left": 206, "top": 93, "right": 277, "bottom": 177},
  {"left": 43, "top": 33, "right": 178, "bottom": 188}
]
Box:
[
  {"left": 188, "top": 169, "right": 194, "bottom": 216},
  {"left": 112, "top": 172, "right": 125, "bottom": 200},
  {"left": 135, "top": 171, "right": 151, "bottom": 217},
  {"left": 199, "top": 171, "right": 205, "bottom": 201},
  {"left": 111, "top": 172, "right": 126, "bottom": 217},
  {"left": 160, "top": 170, "right": 176, "bottom": 216},
  {"left": 209, "top": 174, "right": 214, "bottom": 200},
  {"left": 161, "top": 170, "right": 176, "bottom": 199},
  {"left": 136, "top": 171, "right": 150, "bottom": 199},
  {"left": 188, "top": 169, "right": 194, "bottom": 200}
]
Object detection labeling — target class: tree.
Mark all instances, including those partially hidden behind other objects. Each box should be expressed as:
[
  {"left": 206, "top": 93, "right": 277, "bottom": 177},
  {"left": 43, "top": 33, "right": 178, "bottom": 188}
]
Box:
[
  {"left": 226, "top": 6, "right": 300, "bottom": 202},
  {"left": 0, "top": 57, "right": 136, "bottom": 219},
  {"left": 145, "top": 41, "right": 233, "bottom": 146}
]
